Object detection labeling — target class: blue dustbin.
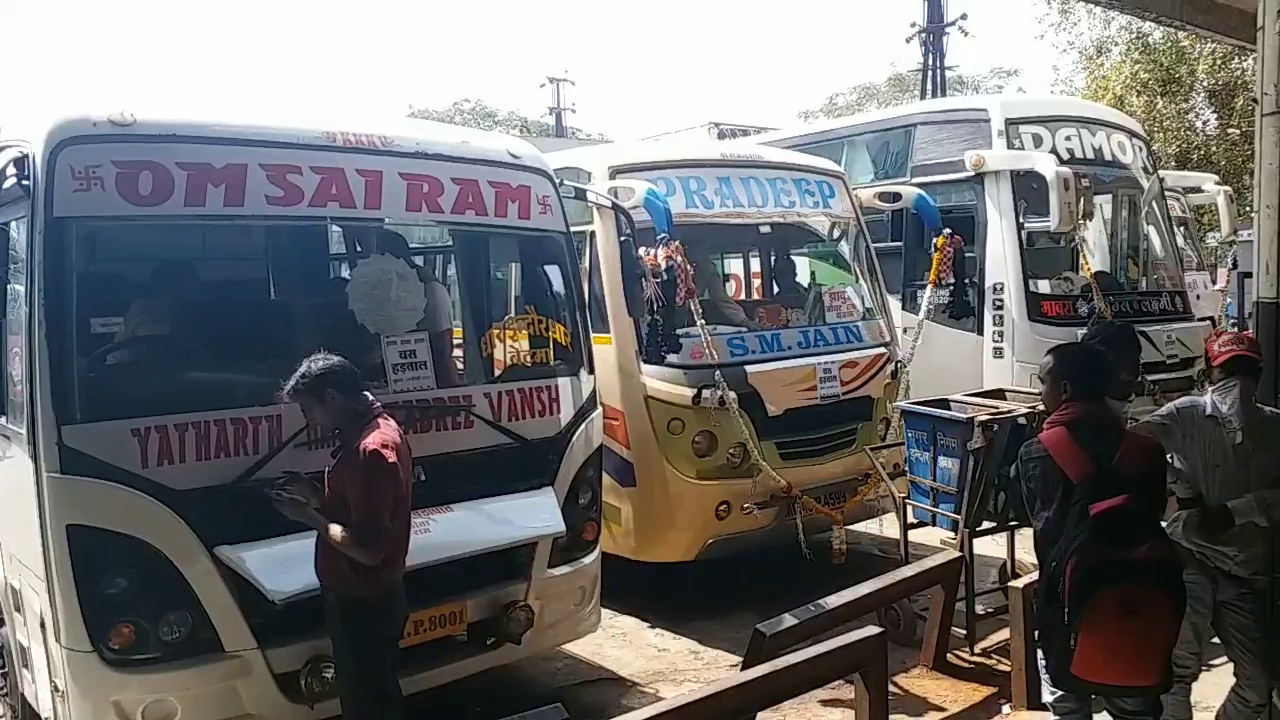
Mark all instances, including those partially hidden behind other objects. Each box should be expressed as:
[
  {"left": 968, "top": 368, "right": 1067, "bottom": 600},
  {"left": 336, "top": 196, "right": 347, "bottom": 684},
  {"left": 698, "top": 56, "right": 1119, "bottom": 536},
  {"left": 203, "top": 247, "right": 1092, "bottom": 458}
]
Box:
[{"left": 895, "top": 396, "right": 1004, "bottom": 531}]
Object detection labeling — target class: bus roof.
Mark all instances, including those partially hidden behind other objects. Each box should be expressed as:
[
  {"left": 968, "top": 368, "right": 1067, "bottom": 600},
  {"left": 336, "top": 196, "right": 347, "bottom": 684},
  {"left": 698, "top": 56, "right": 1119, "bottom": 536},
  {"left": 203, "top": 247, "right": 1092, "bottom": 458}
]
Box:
[
  {"left": 744, "top": 94, "right": 1147, "bottom": 146},
  {"left": 545, "top": 139, "right": 847, "bottom": 176},
  {"left": 0, "top": 106, "right": 555, "bottom": 174}
]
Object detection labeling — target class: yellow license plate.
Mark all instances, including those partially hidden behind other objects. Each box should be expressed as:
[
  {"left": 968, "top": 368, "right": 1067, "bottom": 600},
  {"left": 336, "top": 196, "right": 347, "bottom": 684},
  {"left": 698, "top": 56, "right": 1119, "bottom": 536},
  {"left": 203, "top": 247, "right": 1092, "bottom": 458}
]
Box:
[
  {"left": 400, "top": 601, "right": 468, "bottom": 648},
  {"left": 784, "top": 487, "right": 850, "bottom": 519}
]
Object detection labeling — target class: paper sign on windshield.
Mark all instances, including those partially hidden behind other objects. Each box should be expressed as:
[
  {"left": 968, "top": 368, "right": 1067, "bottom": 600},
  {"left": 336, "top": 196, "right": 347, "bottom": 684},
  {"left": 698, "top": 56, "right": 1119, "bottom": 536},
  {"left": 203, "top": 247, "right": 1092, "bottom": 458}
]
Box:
[
  {"left": 52, "top": 142, "right": 565, "bottom": 232},
  {"left": 382, "top": 333, "right": 436, "bottom": 393},
  {"left": 822, "top": 285, "right": 864, "bottom": 324},
  {"left": 615, "top": 167, "right": 854, "bottom": 220}
]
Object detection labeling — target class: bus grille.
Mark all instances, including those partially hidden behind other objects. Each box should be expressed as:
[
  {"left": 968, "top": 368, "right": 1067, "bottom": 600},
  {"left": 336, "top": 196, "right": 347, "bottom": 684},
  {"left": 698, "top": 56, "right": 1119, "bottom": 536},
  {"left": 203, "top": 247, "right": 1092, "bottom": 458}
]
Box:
[
  {"left": 223, "top": 543, "right": 537, "bottom": 649},
  {"left": 738, "top": 394, "right": 876, "bottom": 463}
]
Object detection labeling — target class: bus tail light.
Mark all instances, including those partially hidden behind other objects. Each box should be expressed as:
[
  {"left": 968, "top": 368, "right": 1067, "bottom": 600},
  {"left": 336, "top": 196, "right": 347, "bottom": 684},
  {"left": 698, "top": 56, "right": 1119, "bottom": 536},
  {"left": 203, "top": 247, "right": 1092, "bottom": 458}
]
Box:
[
  {"left": 549, "top": 449, "right": 602, "bottom": 567},
  {"left": 66, "top": 525, "right": 223, "bottom": 666}
]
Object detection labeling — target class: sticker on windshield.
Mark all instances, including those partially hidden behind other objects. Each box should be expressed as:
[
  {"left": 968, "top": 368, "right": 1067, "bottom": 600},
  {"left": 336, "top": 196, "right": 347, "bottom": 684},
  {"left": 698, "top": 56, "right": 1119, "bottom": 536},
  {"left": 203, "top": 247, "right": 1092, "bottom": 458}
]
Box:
[
  {"left": 481, "top": 306, "right": 572, "bottom": 371},
  {"left": 90, "top": 316, "right": 125, "bottom": 335},
  {"left": 382, "top": 332, "right": 436, "bottom": 393},
  {"left": 347, "top": 253, "right": 427, "bottom": 335},
  {"left": 822, "top": 285, "right": 865, "bottom": 324},
  {"left": 816, "top": 361, "right": 842, "bottom": 403}
]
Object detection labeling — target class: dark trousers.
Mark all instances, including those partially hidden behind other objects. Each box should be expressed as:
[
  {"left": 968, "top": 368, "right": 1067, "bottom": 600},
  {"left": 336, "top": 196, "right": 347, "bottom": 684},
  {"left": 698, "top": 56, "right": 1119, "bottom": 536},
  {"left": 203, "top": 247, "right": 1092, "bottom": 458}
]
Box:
[{"left": 324, "top": 587, "right": 408, "bottom": 720}]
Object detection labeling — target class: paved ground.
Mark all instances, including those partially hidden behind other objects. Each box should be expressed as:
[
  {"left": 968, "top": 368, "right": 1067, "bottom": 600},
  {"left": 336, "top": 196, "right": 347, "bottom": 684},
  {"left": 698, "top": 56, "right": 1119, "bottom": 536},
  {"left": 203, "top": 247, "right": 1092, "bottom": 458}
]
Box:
[{"left": 407, "top": 509, "right": 1239, "bottom": 719}]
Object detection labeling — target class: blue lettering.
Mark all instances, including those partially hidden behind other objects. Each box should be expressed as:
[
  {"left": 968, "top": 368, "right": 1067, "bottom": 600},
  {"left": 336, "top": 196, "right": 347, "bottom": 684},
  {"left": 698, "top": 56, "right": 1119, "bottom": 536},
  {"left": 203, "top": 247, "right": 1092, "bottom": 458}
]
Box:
[
  {"left": 793, "top": 177, "right": 819, "bottom": 209},
  {"left": 650, "top": 177, "right": 678, "bottom": 202},
  {"left": 714, "top": 177, "right": 745, "bottom": 209},
  {"left": 765, "top": 177, "right": 796, "bottom": 209},
  {"left": 741, "top": 177, "right": 770, "bottom": 209},
  {"left": 677, "top": 176, "right": 714, "bottom": 210},
  {"left": 815, "top": 179, "right": 837, "bottom": 209},
  {"left": 755, "top": 332, "right": 785, "bottom": 355},
  {"left": 796, "top": 329, "right": 813, "bottom": 350},
  {"left": 811, "top": 329, "right": 832, "bottom": 348},
  {"left": 726, "top": 336, "right": 750, "bottom": 358},
  {"left": 838, "top": 324, "right": 866, "bottom": 344}
]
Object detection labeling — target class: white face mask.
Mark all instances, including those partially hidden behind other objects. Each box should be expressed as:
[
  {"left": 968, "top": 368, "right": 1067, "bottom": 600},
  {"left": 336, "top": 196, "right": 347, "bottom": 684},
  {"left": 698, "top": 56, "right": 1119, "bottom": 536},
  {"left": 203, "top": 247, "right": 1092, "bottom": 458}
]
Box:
[{"left": 1207, "top": 376, "right": 1258, "bottom": 441}]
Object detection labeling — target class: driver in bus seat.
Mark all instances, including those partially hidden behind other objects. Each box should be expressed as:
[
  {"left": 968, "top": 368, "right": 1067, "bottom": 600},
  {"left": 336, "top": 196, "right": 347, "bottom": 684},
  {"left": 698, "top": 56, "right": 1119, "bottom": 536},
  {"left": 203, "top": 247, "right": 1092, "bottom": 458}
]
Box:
[
  {"left": 108, "top": 260, "right": 201, "bottom": 364},
  {"left": 686, "top": 248, "right": 763, "bottom": 331},
  {"left": 772, "top": 253, "right": 808, "bottom": 298},
  {"left": 369, "top": 230, "right": 459, "bottom": 387}
]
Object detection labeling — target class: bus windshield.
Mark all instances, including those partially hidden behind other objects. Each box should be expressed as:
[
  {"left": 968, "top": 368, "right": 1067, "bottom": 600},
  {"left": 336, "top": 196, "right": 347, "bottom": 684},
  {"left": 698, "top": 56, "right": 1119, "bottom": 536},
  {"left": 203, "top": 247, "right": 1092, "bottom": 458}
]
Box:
[
  {"left": 1018, "top": 169, "right": 1193, "bottom": 323},
  {"left": 51, "top": 217, "right": 584, "bottom": 425},
  {"left": 1166, "top": 195, "right": 1209, "bottom": 273},
  {"left": 638, "top": 218, "right": 890, "bottom": 366}
]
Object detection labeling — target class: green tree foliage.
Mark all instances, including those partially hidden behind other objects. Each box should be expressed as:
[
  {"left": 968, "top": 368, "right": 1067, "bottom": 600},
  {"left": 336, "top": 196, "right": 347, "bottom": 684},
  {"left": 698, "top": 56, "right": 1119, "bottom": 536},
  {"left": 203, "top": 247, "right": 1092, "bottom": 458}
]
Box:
[
  {"left": 407, "top": 99, "right": 608, "bottom": 140},
  {"left": 1039, "top": 0, "right": 1254, "bottom": 215},
  {"left": 799, "top": 65, "right": 1023, "bottom": 121}
]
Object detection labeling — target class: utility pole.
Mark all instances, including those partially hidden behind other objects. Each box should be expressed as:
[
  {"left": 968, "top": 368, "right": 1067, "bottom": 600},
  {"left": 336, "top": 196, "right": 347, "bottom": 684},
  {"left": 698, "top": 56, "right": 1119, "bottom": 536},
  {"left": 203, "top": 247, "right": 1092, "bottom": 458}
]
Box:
[
  {"left": 541, "top": 73, "right": 576, "bottom": 139},
  {"left": 906, "top": 0, "right": 968, "bottom": 100}
]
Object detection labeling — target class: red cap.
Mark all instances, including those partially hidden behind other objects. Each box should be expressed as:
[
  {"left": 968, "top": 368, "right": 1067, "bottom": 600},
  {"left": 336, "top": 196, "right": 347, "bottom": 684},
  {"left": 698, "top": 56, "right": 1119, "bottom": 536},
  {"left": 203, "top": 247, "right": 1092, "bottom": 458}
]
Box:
[{"left": 1206, "top": 331, "right": 1262, "bottom": 367}]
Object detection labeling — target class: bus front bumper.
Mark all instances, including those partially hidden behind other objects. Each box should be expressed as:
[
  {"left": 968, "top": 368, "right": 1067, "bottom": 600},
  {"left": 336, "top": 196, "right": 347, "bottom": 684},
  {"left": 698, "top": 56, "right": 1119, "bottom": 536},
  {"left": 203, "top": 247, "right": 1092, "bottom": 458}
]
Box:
[{"left": 58, "top": 549, "right": 601, "bottom": 720}]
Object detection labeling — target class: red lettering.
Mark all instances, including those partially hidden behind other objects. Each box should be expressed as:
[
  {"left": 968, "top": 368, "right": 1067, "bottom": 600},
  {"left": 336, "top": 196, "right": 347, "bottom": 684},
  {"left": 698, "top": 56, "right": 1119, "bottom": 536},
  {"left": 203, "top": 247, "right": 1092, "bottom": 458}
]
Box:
[
  {"left": 534, "top": 386, "right": 547, "bottom": 417},
  {"left": 460, "top": 394, "right": 475, "bottom": 429},
  {"left": 193, "top": 420, "right": 212, "bottom": 461},
  {"left": 131, "top": 426, "right": 152, "bottom": 470},
  {"left": 113, "top": 160, "right": 175, "bottom": 207},
  {"left": 247, "top": 416, "right": 263, "bottom": 455},
  {"left": 484, "top": 390, "right": 503, "bottom": 424},
  {"left": 175, "top": 162, "right": 248, "bottom": 208},
  {"left": 517, "top": 387, "right": 535, "bottom": 419},
  {"left": 546, "top": 383, "right": 561, "bottom": 416},
  {"left": 305, "top": 424, "right": 338, "bottom": 451},
  {"left": 260, "top": 164, "right": 306, "bottom": 207},
  {"left": 505, "top": 389, "right": 519, "bottom": 423},
  {"left": 172, "top": 422, "right": 190, "bottom": 464},
  {"left": 430, "top": 397, "right": 453, "bottom": 432},
  {"left": 400, "top": 172, "right": 445, "bottom": 214},
  {"left": 449, "top": 178, "right": 489, "bottom": 217},
  {"left": 263, "top": 413, "right": 283, "bottom": 449},
  {"left": 154, "top": 424, "right": 176, "bottom": 467},
  {"left": 355, "top": 169, "right": 383, "bottom": 211},
  {"left": 230, "top": 417, "right": 250, "bottom": 457},
  {"left": 446, "top": 395, "right": 463, "bottom": 431},
  {"left": 489, "top": 181, "right": 532, "bottom": 220},
  {"left": 212, "top": 419, "right": 231, "bottom": 460},
  {"left": 308, "top": 166, "right": 357, "bottom": 209}
]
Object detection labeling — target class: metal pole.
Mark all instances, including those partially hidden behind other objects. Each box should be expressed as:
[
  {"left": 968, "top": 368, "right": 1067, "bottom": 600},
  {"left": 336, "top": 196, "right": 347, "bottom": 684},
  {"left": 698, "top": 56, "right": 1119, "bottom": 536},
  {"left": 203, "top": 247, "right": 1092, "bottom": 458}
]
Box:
[{"left": 1256, "top": 0, "right": 1280, "bottom": 406}]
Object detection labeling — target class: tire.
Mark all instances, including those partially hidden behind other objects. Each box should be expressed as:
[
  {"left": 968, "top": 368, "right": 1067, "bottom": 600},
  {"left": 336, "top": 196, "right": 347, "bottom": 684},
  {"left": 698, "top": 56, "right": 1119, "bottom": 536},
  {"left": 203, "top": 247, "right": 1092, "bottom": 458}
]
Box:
[{"left": 876, "top": 598, "right": 919, "bottom": 647}]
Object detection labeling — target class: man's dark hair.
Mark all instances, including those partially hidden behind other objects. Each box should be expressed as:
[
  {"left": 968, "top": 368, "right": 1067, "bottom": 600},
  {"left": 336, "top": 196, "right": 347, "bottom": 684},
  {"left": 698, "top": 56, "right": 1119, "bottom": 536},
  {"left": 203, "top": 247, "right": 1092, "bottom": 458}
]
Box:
[
  {"left": 282, "top": 351, "right": 365, "bottom": 401},
  {"left": 1081, "top": 320, "right": 1141, "bottom": 364},
  {"left": 1044, "top": 341, "right": 1111, "bottom": 402}
]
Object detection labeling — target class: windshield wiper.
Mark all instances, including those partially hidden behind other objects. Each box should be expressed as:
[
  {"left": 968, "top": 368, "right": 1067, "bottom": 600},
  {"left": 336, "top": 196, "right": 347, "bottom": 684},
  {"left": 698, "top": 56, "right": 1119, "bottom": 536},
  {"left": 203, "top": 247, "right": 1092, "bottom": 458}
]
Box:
[
  {"left": 229, "top": 423, "right": 311, "bottom": 486},
  {"left": 390, "top": 402, "right": 533, "bottom": 446}
]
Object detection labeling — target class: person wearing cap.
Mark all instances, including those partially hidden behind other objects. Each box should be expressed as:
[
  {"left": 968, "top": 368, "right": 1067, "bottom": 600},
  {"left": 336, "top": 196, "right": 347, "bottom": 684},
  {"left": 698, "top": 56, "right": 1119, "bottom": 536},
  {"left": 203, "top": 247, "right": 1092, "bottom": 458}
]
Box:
[{"left": 1133, "top": 331, "right": 1280, "bottom": 720}]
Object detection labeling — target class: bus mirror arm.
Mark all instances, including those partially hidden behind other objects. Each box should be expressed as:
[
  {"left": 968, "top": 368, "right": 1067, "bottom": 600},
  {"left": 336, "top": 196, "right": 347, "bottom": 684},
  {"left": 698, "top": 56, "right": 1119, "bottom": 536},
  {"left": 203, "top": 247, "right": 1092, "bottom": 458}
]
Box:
[
  {"left": 1184, "top": 186, "right": 1238, "bottom": 242},
  {"left": 963, "top": 150, "right": 1077, "bottom": 233}
]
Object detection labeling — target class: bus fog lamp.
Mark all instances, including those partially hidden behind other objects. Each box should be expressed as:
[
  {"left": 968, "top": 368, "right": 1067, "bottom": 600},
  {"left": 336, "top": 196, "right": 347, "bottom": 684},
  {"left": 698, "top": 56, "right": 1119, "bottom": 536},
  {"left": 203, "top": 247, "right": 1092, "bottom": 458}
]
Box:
[
  {"left": 580, "top": 519, "right": 600, "bottom": 542},
  {"left": 499, "top": 601, "right": 536, "bottom": 645},
  {"left": 666, "top": 418, "right": 686, "bottom": 436},
  {"left": 725, "top": 442, "right": 748, "bottom": 468},
  {"left": 714, "top": 501, "right": 732, "bottom": 521},
  {"left": 157, "top": 610, "right": 193, "bottom": 644},
  {"left": 691, "top": 430, "right": 718, "bottom": 458},
  {"left": 298, "top": 655, "right": 338, "bottom": 706}
]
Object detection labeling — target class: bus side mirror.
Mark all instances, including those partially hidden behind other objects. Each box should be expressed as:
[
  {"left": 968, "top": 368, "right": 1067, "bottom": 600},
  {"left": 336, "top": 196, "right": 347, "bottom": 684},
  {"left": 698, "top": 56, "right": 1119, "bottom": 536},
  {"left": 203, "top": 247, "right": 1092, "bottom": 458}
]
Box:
[
  {"left": 965, "top": 150, "right": 1076, "bottom": 233},
  {"left": 852, "top": 185, "right": 942, "bottom": 237},
  {"left": 1186, "top": 186, "right": 1238, "bottom": 242}
]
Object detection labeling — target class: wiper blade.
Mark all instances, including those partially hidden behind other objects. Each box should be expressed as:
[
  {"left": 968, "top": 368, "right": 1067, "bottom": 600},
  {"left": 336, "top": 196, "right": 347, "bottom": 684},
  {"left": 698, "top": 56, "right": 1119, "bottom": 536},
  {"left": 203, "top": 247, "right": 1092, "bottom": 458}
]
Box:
[
  {"left": 229, "top": 423, "right": 311, "bottom": 487},
  {"left": 388, "top": 402, "right": 533, "bottom": 446}
]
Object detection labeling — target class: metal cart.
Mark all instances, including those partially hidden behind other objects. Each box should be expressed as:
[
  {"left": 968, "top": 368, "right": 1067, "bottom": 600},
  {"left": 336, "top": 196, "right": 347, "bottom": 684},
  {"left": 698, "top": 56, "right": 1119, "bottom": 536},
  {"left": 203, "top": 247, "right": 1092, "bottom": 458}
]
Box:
[{"left": 865, "top": 387, "right": 1044, "bottom": 652}]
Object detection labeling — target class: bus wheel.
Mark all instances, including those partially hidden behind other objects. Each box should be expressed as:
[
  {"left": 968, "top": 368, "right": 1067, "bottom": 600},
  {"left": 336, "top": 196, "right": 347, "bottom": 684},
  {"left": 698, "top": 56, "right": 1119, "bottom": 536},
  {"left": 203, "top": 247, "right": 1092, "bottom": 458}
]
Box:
[{"left": 875, "top": 598, "right": 918, "bottom": 647}]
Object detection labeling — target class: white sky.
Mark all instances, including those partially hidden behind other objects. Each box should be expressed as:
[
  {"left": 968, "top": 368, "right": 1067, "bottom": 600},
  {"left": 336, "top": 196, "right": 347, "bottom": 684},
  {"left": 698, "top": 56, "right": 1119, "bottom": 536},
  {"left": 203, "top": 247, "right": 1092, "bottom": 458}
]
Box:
[{"left": 3, "top": 0, "right": 1058, "bottom": 140}]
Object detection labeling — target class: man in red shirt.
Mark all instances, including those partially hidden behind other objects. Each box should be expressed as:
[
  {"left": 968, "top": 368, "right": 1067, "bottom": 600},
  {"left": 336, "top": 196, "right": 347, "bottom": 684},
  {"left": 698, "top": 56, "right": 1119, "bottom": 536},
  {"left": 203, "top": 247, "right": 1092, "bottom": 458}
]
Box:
[{"left": 272, "top": 352, "right": 413, "bottom": 720}]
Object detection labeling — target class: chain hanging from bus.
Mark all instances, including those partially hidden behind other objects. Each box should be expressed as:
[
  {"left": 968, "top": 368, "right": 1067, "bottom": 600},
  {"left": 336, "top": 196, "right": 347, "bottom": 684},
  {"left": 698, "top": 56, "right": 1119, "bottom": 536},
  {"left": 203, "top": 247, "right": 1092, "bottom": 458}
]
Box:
[
  {"left": 0, "top": 109, "right": 618, "bottom": 719},
  {"left": 744, "top": 95, "right": 1214, "bottom": 414}
]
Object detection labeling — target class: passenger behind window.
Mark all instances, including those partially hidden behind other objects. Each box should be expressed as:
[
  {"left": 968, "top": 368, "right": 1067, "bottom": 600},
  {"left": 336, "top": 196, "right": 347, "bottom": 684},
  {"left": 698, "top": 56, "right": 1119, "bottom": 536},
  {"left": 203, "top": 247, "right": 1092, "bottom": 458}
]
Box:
[
  {"left": 370, "top": 230, "right": 459, "bottom": 388},
  {"left": 685, "top": 246, "right": 762, "bottom": 331},
  {"left": 109, "top": 260, "right": 201, "bottom": 364},
  {"left": 772, "top": 253, "right": 808, "bottom": 298}
]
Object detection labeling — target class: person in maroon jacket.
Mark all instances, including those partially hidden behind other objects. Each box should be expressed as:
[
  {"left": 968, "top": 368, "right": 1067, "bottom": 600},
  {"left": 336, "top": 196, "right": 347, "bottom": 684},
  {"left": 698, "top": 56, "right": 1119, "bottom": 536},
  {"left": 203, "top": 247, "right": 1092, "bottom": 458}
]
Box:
[{"left": 272, "top": 351, "right": 413, "bottom": 720}]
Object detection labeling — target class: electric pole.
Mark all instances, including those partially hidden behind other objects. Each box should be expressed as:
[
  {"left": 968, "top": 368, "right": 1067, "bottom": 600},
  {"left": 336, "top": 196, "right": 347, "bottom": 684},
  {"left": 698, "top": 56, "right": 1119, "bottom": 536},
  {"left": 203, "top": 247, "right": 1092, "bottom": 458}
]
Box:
[
  {"left": 541, "top": 74, "right": 577, "bottom": 139},
  {"left": 906, "top": 0, "right": 968, "bottom": 100}
]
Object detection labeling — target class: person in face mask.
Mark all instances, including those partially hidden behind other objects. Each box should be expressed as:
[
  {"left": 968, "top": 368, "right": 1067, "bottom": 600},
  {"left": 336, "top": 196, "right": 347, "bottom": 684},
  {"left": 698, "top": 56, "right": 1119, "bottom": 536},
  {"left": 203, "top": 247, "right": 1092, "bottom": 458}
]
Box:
[
  {"left": 1132, "top": 331, "right": 1280, "bottom": 720},
  {"left": 1081, "top": 321, "right": 1142, "bottom": 420}
]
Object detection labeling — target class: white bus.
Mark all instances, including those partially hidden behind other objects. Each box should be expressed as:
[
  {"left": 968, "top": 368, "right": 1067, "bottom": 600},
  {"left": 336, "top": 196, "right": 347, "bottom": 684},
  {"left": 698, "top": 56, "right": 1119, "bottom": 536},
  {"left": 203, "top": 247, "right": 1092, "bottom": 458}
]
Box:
[
  {"left": 1158, "top": 170, "right": 1238, "bottom": 322},
  {"left": 548, "top": 141, "right": 904, "bottom": 563},
  {"left": 747, "top": 95, "right": 1212, "bottom": 405},
  {"left": 0, "top": 110, "right": 603, "bottom": 719}
]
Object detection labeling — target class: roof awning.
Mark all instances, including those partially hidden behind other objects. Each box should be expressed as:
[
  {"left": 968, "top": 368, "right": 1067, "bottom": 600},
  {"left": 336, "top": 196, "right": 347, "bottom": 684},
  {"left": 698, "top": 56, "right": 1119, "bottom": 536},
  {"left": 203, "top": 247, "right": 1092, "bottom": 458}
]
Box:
[{"left": 1078, "top": 0, "right": 1255, "bottom": 49}]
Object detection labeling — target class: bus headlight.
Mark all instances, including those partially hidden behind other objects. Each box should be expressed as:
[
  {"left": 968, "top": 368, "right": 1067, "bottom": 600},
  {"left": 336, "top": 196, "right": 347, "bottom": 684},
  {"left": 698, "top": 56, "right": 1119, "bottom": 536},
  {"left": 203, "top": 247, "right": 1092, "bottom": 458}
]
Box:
[
  {"left": 550, "top": 449, "right": 602, "bottom": 567},
  {"left": 725, "top": 442, "right": 748, "bottom": 468},
  {"left": 691, "top": 430, "right": 718, "bottom": 458}
]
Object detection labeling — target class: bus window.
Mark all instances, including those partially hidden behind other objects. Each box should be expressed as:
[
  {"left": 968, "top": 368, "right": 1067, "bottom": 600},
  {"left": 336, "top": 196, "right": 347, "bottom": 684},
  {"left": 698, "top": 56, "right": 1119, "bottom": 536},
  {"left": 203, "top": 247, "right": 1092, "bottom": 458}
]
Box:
[
  {"left": 843, "top": 127, "right": 913, "bottom": 185},
  {"left": 899, "top": 180, "right": 983, "bottom": 334},
  {"left": 1, "top": 212, "right": 27, "bottom": 430},
  {"left": 796, "top": 140, "right": 844, "bottom": 167}
]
